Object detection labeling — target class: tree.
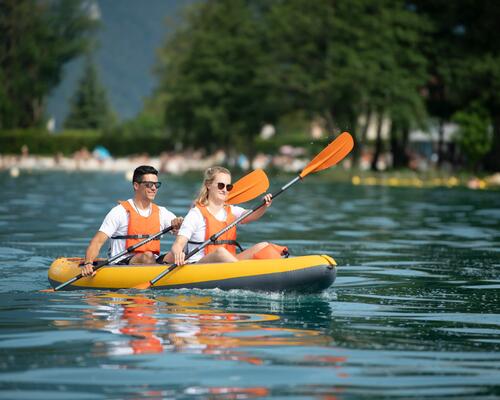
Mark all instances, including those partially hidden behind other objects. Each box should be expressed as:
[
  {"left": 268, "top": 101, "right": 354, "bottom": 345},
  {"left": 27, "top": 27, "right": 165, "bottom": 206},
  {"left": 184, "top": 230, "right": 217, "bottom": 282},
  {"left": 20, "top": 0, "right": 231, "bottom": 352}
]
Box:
[
  {"left": 64, "top": 55, "right": 116, "bottom": 130},
  {"left": 414, "top": 0, "right": 500, "bottom": 170},
  {"left": 152, "top": 0, "right": 431, "bottom": 164},
  {"left": 363, "top": 1, "right": 429, "bottom": 170},
  {"left": 452, "top": 104, "right": 492, "bottom": 170},
  {"left": 451, "top": 1, "right": 500, "bottom": 171},
  {"left": 154, "top": 0, "right": 275, "bottom": 155},
  {"left": 262, "top": 0, "right": 428, "bottom": 169},
  {"left": 0, "top": 0, "right": 97, "bottom": 129}
]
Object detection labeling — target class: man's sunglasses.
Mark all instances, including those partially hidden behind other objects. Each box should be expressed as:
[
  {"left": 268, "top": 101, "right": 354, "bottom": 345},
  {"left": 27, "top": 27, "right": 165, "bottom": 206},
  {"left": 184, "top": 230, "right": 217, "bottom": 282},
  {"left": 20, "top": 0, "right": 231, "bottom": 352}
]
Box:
[
  {"left": 139, "top": 181, "right": 162, "bottom": 189},
  {"left": 217, "top": 182, "right": 233, "bottom": 191}
]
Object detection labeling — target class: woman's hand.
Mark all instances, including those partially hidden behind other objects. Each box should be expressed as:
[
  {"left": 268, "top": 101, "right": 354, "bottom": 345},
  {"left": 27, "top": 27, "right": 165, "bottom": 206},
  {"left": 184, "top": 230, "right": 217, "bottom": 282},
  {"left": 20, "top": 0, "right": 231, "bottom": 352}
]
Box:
[
  {"left": 171, "top": 235, "right": 189, "bottom": 265},
  {"left": 241, "top": 193, "right": 273, "bottom": 224},
  {"left": 263, "top": 193, "right": 273, "bottom": 207},
  {"left": 172, "top": 247, "right": 185, "bottom": 265}
]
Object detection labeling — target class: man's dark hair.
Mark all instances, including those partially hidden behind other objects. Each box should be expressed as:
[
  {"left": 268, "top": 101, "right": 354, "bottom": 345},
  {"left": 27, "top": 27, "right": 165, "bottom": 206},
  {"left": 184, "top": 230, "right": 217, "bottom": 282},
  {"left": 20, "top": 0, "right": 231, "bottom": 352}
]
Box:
[{"left": 133, "top": 165, "right": 158, "bottom": 183}]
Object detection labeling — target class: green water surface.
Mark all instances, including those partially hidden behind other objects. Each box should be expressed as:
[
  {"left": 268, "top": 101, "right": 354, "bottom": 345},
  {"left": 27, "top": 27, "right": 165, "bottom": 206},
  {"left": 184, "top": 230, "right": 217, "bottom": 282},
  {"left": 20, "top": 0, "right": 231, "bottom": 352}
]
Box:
[{"left": 0, "top": 171, "right": 499, "bottom": 399}]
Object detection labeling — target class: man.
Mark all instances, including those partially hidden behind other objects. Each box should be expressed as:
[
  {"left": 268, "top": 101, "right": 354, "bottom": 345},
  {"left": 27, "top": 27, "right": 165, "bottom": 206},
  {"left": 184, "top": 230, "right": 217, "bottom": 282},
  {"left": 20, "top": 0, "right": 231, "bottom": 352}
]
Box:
[{"left": 81, "top": 165, "right": 183, "bottom": 277}]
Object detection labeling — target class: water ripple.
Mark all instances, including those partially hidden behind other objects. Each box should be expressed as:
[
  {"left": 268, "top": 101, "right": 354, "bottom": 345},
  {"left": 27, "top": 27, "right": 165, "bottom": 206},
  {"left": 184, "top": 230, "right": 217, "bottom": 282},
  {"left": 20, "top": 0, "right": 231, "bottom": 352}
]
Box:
[{"left": 0, "top": 173, "right": 499, "bottom": 398}]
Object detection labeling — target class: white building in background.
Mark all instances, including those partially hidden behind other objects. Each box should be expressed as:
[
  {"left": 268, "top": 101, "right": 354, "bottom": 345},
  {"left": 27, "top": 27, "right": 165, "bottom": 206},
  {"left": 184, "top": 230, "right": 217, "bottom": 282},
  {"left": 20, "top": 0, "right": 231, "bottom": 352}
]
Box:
[
  {"left": 408, "top": 122, "right": 459, "bottom": 163},
  {"left": 358, "top": 113, "right": 391, "bottom": 141},
  {"left": 260, "top": 124, "right": 276, "bottom": 140},
  {"left": 409, "top": 123, "right": 458, "bottom": 144},
  {"left": 46, "top": 117, "right": 55, "bottom": 133}
]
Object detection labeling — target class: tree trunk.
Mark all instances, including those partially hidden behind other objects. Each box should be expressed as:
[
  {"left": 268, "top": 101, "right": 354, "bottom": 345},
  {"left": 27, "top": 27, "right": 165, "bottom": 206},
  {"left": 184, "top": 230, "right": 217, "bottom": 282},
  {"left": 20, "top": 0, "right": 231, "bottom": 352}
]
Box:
[
  {"left": 370, "top": 112, "right": 383, "bottom": 171},
  {"left": 347, "top": 112, "right": 359, "bottom": 167},
  {"left": 437, "top": 119, "right": 445, "bottom": 167},
  {"left": 390, "top": 123, "right": 409, "bottom": 169},
  {"left": 402, "top": 125, "right": 409, "bottom": 165},
  {"left": 354, "top": 109, "right": 371, "bottom": 168},
  {"left": 484, "top": 114, "right": 500, "bottom": 171},
  {"left": 361, "top": 108, "right": 372, "bottom": 143}
]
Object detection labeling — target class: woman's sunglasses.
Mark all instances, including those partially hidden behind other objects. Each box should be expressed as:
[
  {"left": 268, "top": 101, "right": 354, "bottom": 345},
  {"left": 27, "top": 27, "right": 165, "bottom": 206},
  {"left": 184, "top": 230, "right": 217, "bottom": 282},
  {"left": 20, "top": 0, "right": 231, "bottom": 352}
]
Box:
[
  {"left": 217, "top": 182, "right": 233, "bottom": 191},
  {"left": 139, "top": 181, "right": 162, "bottom": 189}
]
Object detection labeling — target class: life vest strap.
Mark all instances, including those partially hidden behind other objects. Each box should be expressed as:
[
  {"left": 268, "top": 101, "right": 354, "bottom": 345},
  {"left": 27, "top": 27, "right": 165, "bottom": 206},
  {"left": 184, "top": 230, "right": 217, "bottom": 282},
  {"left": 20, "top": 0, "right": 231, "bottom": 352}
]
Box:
[
  {"left": 188, "top": 239, "right": 244, "bottom": 252},
  {"left": 111, "top": 234, "right": 160, "bottom": 240}
]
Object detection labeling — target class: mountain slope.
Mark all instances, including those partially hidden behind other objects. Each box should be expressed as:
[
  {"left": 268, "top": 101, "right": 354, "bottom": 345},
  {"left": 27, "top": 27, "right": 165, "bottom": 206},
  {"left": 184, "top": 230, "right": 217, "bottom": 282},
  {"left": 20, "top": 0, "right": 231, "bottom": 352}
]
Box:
[{"left": 46, "top": 0, "right": 193, "bottom": 130}]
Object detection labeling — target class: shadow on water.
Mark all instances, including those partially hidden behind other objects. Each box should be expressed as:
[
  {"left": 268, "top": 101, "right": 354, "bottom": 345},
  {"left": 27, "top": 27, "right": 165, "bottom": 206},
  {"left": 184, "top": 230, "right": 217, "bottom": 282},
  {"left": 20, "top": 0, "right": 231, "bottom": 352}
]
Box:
[{"left": 0, "top": 171, "right": 499, "bottom": 398}]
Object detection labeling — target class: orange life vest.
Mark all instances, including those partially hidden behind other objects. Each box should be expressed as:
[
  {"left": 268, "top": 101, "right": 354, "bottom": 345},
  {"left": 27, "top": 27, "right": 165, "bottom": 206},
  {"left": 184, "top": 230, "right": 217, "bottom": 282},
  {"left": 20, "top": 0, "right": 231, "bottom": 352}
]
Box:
[
  {"left": 196, "top": 203, "right": 237, "bottom": 255},
  {"left": 120, "top": 201, "right": 161, "bottom": 254}
]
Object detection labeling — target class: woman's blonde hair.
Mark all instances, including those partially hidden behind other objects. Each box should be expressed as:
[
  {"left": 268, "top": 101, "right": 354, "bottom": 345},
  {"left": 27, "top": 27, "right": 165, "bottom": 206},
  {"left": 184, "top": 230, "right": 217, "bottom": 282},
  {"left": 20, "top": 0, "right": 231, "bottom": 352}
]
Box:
[{"left": 194, "top": 166, "right": 231, "bottom": 206}]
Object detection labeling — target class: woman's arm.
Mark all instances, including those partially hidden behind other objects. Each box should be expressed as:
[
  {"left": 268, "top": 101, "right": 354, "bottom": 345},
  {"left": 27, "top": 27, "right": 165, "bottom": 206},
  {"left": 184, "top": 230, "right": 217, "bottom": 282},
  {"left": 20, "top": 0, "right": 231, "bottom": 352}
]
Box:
[
  {"left": 170, "top": 234, "right": 189, "bottom": 265},
  {"left": 241, "top": 193, "right": 272, "bottom": 223}
]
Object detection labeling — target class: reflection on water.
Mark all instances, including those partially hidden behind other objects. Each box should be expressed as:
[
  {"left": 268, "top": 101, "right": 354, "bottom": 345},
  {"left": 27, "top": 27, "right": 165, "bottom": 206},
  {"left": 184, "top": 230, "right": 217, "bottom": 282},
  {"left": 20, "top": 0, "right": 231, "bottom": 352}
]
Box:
[
  {"left": 0, "top": 172, "right": 499, "bottom": 398},
  {"left": 46, "top": 292, "right": 345, "bottom": 399},
  {"left": 71, "top": 293, "right": 333, "bottom": 361}
]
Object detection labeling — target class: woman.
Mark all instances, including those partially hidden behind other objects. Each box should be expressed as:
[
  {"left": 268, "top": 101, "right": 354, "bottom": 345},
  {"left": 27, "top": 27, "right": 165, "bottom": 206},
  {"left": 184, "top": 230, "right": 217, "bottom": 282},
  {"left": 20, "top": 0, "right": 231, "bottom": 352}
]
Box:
[{"left": 171, "top": 166, "right": 272, "bottom": 265}]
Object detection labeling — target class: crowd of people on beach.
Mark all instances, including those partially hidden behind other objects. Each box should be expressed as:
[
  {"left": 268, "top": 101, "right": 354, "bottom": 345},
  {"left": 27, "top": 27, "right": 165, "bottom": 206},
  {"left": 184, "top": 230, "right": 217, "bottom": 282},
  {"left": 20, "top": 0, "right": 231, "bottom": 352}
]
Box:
[
  {"left": 0, "top": 144, "right": 312, "bottom": 176},
  {"left": 2, "top": 144, "right": 499, "bottom": 190}
]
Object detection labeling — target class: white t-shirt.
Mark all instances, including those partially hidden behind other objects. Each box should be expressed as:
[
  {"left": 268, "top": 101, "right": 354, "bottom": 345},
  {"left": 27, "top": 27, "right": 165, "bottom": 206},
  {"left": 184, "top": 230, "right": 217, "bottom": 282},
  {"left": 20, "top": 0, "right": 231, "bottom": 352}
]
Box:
[
  {"left": 178, "top": 205, "right": 248, "bottom": 262},
  {"left": 99, "top": 199, "right": 176, "bottom": 263}
]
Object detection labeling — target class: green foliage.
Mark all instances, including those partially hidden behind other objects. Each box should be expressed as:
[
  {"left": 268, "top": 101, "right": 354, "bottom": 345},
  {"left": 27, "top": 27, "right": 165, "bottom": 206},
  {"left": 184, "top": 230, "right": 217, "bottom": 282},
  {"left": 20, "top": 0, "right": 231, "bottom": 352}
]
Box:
[
  {"left": 3, "top": 0, "right": 500, "bottom": 171},
  {"left": 414, "top": 0, "right": 500, "bottom": 170},
  {"left": 151, "top": 0, "right": 430, "bottom": 160},
  {"left": 0, "top": 129, "right": 101, "bottom": 155},
  {"left": 254, "top": 111, "right": 330, "bottom": 155},
  {"left": 452, "top": 106, "right": 492, "bottom": 169},
  {"left": 64, "top": 55, "right": 117, "bottom": 130},
  {"left": 0, "top": 0, "right": 97, "bottom": 128},
  {"left": 263, "top": 0, "right": 429, "bottom": 169},
  {"left": 106, "top": 113, "right": 165, "bottom": 139},
  {"left": 154, "top": 0, "right": 277, "bottom": 155},
  {"left": 0, "top": 127, "right": 171, "bottom": 157},
  {"left": 254, "top": 134, "right": 329, "bottom": 157},
  {"left": 101, "top": 113, "right": 174, "bottom": 156}
]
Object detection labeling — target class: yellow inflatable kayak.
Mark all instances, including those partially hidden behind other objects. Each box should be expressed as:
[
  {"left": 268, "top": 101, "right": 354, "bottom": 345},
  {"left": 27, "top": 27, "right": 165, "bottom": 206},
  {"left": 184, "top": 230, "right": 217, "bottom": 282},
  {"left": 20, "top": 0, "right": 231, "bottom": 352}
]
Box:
[{"left": 48, "top": 255, "right": 336, "bottom": 292}]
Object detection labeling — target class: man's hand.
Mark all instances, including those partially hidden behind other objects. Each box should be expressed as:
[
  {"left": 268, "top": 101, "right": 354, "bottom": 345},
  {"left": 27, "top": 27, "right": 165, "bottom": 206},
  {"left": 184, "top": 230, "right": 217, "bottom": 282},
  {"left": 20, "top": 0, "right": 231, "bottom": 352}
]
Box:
[
  {"left": 81, "top": 262, "right": 96, "bottom": 277},
  {"left": 170, "top": 217, "right": 184, "bottom": 234}
]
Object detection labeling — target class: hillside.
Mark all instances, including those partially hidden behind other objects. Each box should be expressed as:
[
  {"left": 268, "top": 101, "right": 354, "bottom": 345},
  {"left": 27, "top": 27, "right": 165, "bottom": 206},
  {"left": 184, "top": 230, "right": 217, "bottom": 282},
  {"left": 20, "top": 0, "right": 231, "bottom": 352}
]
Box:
[{"left": 46, "top": 0, "right": 195, "bottom": 130}]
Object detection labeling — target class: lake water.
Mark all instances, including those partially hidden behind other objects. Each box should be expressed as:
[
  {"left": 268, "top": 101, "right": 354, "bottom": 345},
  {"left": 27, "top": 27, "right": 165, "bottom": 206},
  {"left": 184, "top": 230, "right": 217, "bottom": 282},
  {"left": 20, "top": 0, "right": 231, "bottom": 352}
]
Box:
[{"left": 0, "top": 171, "right": 499, "bottom": 399}]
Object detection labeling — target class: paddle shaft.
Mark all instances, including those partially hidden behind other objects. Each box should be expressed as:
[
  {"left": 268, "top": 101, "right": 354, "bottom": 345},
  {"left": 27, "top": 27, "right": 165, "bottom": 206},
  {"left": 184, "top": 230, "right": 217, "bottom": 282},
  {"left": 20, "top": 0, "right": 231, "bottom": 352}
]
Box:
[
  {"left": 145, "top": 132, "right": 354, "bottom": 288},
  {"left": 148, "top": 176, "right": 302, "bottom": 286},
  {"left": 52, "top": 226, "right": 173, "bottom": 291}
]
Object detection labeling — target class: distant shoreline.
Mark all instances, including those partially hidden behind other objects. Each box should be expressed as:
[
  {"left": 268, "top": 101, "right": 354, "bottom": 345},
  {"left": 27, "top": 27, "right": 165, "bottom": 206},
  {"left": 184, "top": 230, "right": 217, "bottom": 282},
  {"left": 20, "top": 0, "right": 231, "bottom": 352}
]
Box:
[
  {"left": 0, "top": 152, "right": 225, "bottom": 176},
  {"left": 2, "top": 153, "right": 499, "bottom": 191}
]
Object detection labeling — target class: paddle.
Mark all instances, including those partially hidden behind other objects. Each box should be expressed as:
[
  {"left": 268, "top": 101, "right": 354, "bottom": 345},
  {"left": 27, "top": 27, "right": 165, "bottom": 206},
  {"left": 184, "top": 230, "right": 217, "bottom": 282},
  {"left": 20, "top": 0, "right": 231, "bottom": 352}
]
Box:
[
  {"left": 43, "top": 168, "right": 269, "bottom": 292},
  {"left": 42, "top": 226, "right": 174, "bottom": 292},
  {"left": 226, "top": 169, "right": 269, "bottom": 205},
  {"left": 134, "top": 131, "right": 354, "bottom": 290}
]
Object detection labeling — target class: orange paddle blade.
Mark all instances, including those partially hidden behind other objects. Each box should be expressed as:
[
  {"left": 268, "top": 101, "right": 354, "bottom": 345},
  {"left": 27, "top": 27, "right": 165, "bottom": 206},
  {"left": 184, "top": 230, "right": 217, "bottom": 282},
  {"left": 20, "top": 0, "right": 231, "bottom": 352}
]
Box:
[
  {"left": 299, "top": 132, "right": 354, "bottom": 178},
  {"left": 226, "top": 169, "right": 269, "bottom": 205},
  {"left": 39, "top": 288, "right": 55, "bottom": 293}
]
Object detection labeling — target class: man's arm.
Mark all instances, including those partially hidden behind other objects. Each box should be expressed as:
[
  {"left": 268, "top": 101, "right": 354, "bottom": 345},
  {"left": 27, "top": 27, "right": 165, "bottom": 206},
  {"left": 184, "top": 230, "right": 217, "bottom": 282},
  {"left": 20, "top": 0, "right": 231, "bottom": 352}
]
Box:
[{"left": 81, "top": 231, "right": 109, "bottom": 277}]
